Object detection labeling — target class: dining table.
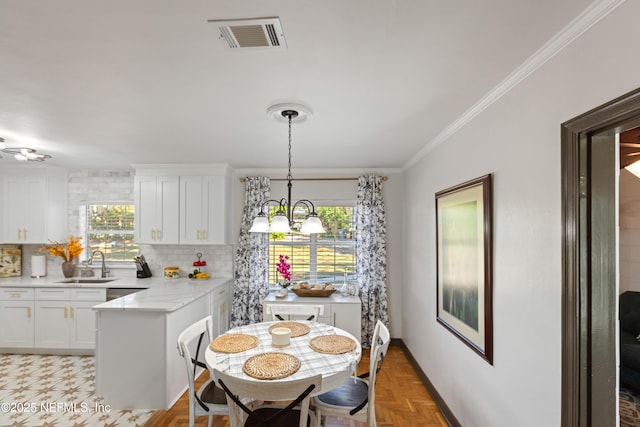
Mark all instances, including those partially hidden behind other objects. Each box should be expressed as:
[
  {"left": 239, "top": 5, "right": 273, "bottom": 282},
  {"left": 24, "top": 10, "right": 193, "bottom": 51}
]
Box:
[{"left": 205, "top": 320, "right": 362, "bottom": 395}]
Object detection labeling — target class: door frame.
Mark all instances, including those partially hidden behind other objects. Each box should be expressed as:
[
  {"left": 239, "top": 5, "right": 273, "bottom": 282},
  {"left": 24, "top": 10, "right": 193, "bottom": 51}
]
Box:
[{"left": 562, "top": 87, "right": 640, "bottom": 426}]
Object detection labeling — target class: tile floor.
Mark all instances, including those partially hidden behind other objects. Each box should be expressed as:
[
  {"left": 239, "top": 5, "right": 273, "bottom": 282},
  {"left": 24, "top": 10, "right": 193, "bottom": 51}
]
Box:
[{"left": 0, "top": 354, "right": 154, "bottom": 427}]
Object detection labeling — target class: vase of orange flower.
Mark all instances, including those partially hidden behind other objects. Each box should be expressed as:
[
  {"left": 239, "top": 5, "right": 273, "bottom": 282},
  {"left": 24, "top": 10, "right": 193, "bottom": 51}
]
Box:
[{"left": 41, "top": 235, "right": 84, "bottom": 278}]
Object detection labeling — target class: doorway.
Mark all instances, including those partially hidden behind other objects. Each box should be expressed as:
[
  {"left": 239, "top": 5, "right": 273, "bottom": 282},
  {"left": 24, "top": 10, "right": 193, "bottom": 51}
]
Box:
[{"left": 562, "top": 87, "right": 640, "bottom": 426}]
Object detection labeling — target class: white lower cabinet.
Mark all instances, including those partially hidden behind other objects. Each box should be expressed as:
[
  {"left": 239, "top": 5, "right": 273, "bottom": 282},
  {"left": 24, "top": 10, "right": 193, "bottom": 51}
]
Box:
[
  {"left": 70, "top": 301, "right": 102, "bottom": 349},
  {"left": 35, "top": 300, "right": 70, "bottom": 348},
  {"left": 0, "top": 287, "right": 106, "bottom": 351},
  {"left": 0, "top": 288, "right": 34, "bottom": 348}
]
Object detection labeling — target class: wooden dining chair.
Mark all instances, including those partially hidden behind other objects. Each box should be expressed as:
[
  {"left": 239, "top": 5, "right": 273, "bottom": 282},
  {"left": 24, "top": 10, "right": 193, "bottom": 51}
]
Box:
[
  {"left": 214, "top": 368, "right": 322, "bottom": 427},
  {"left": 313, "top": 320, "right": 391, "bottom": 427},
  {"left": 266, "top": 304, "right": 323, "bottom": 322},
  {"left": 177, "top": 315, "right": 228, "bottom": 427}
]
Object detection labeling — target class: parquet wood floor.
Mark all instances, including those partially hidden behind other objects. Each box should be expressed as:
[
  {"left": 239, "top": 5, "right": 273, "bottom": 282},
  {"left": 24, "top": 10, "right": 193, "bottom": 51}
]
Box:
[{"left": 146, "top": 345, "right": 449, "bottom": 426}]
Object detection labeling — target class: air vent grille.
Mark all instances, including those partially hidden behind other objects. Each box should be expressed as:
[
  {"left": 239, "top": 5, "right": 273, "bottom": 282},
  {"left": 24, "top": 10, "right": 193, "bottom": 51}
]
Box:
[{"left": 208, "top": 17, "right": 286, "bottom": 49}]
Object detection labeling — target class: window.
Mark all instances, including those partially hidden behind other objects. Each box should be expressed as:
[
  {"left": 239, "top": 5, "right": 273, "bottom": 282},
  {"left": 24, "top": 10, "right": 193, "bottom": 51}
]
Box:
[
  {"left": 83, "top": 204, "right": 139, "bottom": 263},
  {"left": 268, "top": 204, "right": 356, "bottom": 284}
]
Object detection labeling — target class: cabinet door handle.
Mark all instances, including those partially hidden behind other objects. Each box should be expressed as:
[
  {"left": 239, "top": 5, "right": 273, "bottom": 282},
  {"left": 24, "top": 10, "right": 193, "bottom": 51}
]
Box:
[
  {"left": 17, "top": 229, "right": 21, "bottom": 240},
  {"left": 196, "top": 230, "right": 200, "bottom": 240},
  {"left": 151, "top": 230, "right": 155, "bottom": 240},
  {"left": 202, "top": 229, "right": 206, "bottom": 240},
  {"left": 23, "top": 228, "right": 27, "bottom": 240},
  {"left": 70, "top": 307, "right": 74, "bottom": 318},
  {"left": 157, "top": 229, "right": 161, "bottom": 240},
  {"left": 27, "top": 306, "right": 31, "bottom": 319},
  {"left": 64, "top": 307, "right": 68, "bottom": 318}
]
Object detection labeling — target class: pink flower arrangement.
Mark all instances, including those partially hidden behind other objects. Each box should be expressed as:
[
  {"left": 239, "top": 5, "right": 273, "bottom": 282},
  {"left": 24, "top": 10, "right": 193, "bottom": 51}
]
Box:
[{"left": 276, "top": 254, "right": 291, "bottom": 286}]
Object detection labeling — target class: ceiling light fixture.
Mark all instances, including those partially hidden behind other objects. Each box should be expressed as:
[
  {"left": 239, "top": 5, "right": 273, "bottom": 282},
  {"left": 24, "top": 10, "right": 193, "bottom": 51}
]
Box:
[
  {"left": 249, "top": 103, "right": 325, "bottom": 234},
  {"left": 0, "top": 138, "right": 52, "bottom": 162}
]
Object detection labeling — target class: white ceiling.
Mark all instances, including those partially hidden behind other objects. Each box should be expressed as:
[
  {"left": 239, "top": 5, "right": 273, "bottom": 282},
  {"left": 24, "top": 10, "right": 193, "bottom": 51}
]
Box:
[{"left": 0, "top": 0, "right": 594, "bottom": 170}]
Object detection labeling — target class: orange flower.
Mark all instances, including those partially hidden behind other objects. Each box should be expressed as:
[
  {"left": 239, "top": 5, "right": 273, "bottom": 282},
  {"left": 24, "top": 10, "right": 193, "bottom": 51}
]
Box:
[{"left": 40, "top": 235, "right": 84, "bottom": 262}]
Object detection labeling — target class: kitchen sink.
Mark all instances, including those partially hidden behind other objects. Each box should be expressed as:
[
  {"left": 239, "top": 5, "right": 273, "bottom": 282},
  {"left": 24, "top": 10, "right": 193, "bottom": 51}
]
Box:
[{"left": 56, "top": 278, "right": 116, "bottom": 284}]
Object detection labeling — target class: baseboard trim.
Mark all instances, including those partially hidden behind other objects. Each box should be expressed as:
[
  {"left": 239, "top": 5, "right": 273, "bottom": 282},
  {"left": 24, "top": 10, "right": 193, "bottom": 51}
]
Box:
[{"left": 392, "top": 338, "right": 461, "bottom": 427}]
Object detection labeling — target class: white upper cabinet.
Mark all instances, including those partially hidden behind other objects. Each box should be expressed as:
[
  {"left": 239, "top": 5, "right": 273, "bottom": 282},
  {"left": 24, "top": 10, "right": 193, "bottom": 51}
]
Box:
[
  {"left": 133, "top": 164, "right": 229, "bottom": 245},
  {"left": 134, "top": 175, "right": 180, "bottom": 244},
  {"left": 1, "top": 167, "right": 67, "bottom": 244},
  {"left": 179, "top": 175, "right": 228, "bottom": 244}
]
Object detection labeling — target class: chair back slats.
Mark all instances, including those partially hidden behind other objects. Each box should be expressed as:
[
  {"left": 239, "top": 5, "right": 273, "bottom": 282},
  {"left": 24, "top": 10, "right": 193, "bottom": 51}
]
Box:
[
  {"left": 266, "top": 304, "right": 322, "bottom": 322},
  {"left": 214, "top": 369, "right": 322, "bottom": 427},
  {"left": 177, "top": 315, "right": 226, "bottom": 426}
]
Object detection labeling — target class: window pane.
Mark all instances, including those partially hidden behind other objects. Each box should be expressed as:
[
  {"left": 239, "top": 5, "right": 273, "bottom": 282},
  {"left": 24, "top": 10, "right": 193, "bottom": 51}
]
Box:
[
  {"left": 86, "top": 204, "right": 138, "bottom": 263},
  {"left": 268, "top": 204, "right": 355, "bottom": 284}
]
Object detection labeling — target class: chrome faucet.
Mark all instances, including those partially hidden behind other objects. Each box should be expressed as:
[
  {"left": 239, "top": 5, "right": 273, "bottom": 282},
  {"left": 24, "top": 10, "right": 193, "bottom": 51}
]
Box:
[{"left": 89, "top": 250, "right": 110, "bottom": 278}]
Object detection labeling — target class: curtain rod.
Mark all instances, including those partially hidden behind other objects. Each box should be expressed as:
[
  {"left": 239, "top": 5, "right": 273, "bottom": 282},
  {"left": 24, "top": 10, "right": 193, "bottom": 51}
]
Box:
[{"left": 239, "top": 176, "right": 388, "bottom": 183}]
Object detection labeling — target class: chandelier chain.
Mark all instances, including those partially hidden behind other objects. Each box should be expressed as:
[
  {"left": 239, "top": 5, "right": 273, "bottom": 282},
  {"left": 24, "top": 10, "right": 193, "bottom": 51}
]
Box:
[{"left": 287, "top": 114, "right": 293, "bottom": 181}]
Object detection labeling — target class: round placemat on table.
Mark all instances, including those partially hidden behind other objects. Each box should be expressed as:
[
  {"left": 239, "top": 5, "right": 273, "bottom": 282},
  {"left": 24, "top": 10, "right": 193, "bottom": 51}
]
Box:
[
  {"left": 242, "top": 352, "right": 301, "bottom": 380},
  {"left": 268, "top": 321, "right": 310, "bottom": 338},
  {"left": 210, "top": 333, "right": 259, "bottom": 353},
  {"left": 309, "top": 335, "right": 356, "bottom": 354}
]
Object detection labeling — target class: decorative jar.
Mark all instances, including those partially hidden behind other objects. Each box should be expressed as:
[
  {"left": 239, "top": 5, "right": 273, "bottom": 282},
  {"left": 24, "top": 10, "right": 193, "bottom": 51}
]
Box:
[{"left": 61, "top": 261, "right": 76, "bottom": 278}]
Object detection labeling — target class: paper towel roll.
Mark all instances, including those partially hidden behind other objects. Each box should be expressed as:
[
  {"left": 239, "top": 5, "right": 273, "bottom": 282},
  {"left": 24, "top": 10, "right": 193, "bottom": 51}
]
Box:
[{"left": 31, "top": 255, "right": 47, "bottom": 278}]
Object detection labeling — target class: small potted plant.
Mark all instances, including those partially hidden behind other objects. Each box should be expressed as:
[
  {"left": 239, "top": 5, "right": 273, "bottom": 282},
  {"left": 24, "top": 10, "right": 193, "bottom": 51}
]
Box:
[{"left": 276, "top": 254, "right": 291, "bottom": 296}]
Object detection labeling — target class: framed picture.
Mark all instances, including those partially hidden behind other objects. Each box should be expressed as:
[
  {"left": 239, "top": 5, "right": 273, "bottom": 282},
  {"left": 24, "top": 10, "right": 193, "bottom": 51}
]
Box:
[{"left": 436, "top": 174, "right": 493, "bottom": 364}]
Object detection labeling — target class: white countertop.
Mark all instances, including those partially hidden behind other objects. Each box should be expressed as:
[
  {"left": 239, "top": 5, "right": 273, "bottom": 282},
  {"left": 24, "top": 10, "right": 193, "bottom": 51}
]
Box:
[
  {"left": 0, "top": 275, "right": 232, "bottom": 312},
  {"left": 93, "top": 277, "right": 231, "bottom": 312}
]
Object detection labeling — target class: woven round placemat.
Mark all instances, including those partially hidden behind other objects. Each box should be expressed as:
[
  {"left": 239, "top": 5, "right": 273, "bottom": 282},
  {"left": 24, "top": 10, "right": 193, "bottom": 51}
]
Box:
[
  {"left": 242, "top": 352, "right": 301, "bottom": 380},
  {"left": 309, "top": 335, "right": 356, "bottom": 354},
  {"left": 210, "top": 333, "right": 259, "bottom": 353},
  {"left": 268, "top": 321, "right": 310, "bottom": 338}
]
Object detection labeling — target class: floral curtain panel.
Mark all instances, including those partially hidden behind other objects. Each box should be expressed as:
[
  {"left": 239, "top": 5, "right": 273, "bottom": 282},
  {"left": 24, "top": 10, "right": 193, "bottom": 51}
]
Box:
[
  {"left": 230, "top": 176, "right": 271, "bottom": 328},
  {"left": 356, "top": 175, "right": 389, "bottom": 347}
]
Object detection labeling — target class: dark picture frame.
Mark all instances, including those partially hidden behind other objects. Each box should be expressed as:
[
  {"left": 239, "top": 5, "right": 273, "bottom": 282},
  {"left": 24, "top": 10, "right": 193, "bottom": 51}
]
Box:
[{"left": 435, "top": 174, "right": 493, "bottom": 364}]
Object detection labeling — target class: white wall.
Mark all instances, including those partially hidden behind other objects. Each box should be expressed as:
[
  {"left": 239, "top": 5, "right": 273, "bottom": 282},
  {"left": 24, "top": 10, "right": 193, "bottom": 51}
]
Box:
[
  {"left": 402, "top": 1, "right": 640, "bottom": 426},
  {"left": 231, "top": 168, "right": 404, "bottom": 338},
  {"left": 620, "top": 169, "right": 640, "bottom": 294}
]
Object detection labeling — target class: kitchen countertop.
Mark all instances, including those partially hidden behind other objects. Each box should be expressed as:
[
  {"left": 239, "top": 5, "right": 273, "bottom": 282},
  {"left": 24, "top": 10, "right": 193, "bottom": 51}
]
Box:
[
  {"left": 0, "top": 275, "right": 232, "bottom": 312},
  {"left": 0, "top": 275, "right": 154, "bottom": 288}
]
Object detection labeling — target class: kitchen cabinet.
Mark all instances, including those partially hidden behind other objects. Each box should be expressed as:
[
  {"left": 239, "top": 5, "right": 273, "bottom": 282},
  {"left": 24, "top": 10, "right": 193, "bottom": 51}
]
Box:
[
  {"left": 34, "top": 288, "right": 106, "bottom": 349},
  {"left": 0, "top": 168, "right": 67, "bottom": 244},
  {"left": 3, "top": 175, "right": 46, "bottom": 243},
  {"left": 133, "top": 164, "right": 230, "bottom": 246},
  {"left": 35, "top": 299, "right": 70, "bottom": 348},
  {"left": 134, "top": 175, "right": 180, "bottom": 244},
  {"left": 70, "top": 288, "right": 107, "bottom": 349},
  {"left": 0, "top": 288, "right": 34, "bottom": 348},
  {"left": 0, "top": 287, "right": 106, "bottom": 351},
  {"left": 179, "top": 175, "right": 228, "bottom": 244},
  {"left": 263, "top": 293, "right": 362, "bottom": 340}
]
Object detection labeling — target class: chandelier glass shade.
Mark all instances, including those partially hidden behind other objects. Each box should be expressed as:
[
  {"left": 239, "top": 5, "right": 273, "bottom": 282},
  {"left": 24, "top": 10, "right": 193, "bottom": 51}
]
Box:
[{"left": 249, "top": 104, "right": 326, "bottom": 235}]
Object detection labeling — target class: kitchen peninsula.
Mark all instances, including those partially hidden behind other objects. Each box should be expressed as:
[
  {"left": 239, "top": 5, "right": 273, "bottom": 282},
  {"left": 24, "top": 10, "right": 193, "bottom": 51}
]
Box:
[{"left": 93, "top": 276, "right": 231, "bottom": 409}]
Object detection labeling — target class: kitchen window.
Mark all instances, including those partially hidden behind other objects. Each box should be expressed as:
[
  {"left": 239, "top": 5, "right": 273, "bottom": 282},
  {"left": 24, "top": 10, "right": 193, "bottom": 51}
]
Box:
[
  {"left": 268, "top": 204, "right": 356, "bottom": 284},
  {"left": 82, "top": 204, "right": 139, "bottom": 263}
]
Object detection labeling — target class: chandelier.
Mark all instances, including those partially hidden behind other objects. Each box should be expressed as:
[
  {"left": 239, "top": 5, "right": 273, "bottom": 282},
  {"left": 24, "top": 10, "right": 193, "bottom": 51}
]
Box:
[
  {"left": 0, "top": 137, "right": 52, "bottom": 162},
  {"left": 249, "top": 104, "right": 326, "bottom": 234}
]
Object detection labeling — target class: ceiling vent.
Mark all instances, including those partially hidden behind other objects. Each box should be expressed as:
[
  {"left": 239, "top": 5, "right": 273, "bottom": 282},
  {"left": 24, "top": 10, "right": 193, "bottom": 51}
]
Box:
[{"left": 208, "top": 17, "right": 287, "bottom": 49}]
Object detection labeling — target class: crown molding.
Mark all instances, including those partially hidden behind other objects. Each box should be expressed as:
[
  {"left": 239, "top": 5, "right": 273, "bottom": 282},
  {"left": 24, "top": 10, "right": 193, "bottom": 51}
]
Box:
[{"left": 403, "top": 0, "right": 627, "bottom": 171}]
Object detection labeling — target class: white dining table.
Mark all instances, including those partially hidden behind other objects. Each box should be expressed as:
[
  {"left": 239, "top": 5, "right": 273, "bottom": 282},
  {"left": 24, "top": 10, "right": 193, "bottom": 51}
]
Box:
[{"left": 205, "top": 320, "right": 362, "bottom": 395}]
